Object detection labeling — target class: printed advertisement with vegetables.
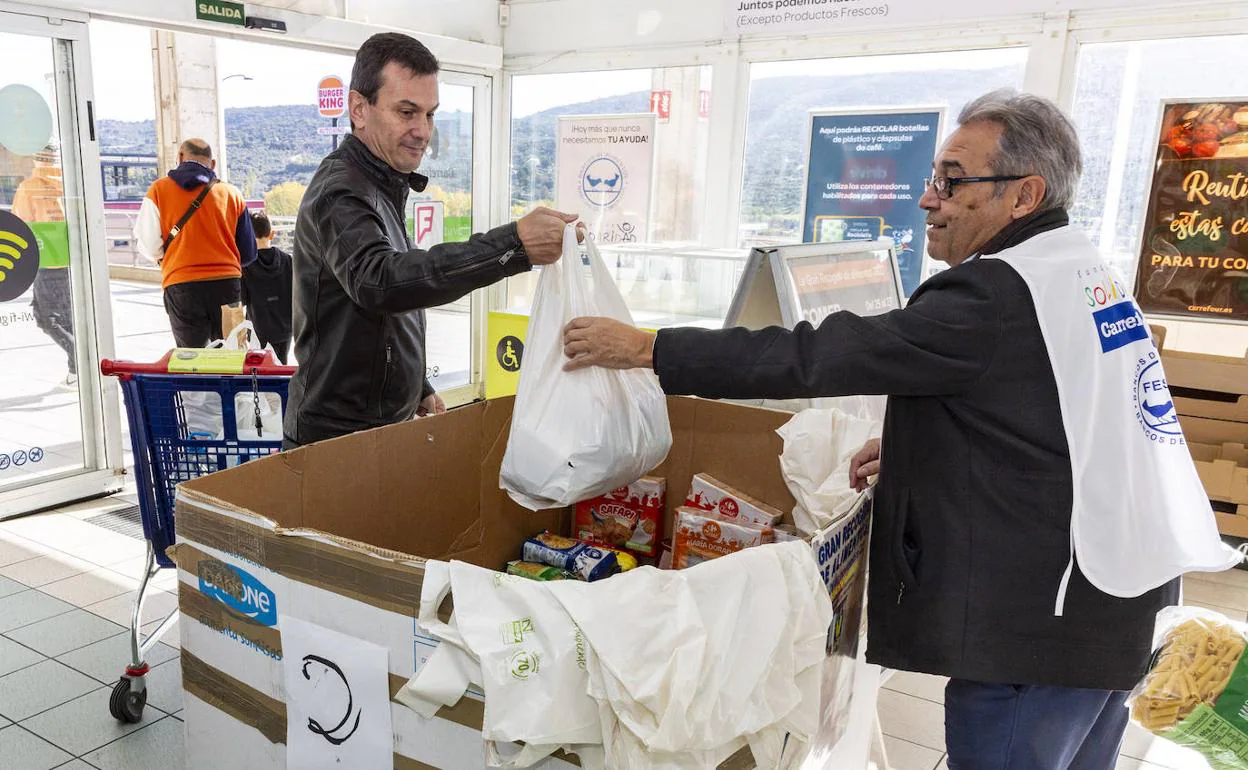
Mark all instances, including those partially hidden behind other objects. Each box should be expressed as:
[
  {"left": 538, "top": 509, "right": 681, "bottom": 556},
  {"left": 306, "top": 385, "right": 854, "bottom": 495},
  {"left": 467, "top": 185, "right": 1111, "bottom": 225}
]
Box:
[{"left": 1134, "top": 100, "right": 1248, "bottom": 323}]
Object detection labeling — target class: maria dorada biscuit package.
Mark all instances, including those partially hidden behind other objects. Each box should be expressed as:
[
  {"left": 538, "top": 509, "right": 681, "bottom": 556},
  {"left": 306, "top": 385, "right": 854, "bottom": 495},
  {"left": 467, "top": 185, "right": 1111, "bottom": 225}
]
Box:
[
  {"left": 573, "top": 477, "right": 666, "bottom": 561},
  {"left": 684, "top": 473, "right": 783, "bottom": 529},
  {"left": 671, "top": 507, "right": 774, "bottom": 570},
  {"left": 1128, "top": 606, "right": 1248, "bottom": 768}
]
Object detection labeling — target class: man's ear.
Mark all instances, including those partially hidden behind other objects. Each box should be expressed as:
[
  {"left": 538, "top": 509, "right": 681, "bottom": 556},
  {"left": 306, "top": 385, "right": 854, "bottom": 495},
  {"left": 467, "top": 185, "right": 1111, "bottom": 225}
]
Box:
[
  {"left": 1013, "top": 176, "right": 1047, "bottom": 219},
  {"left": 348, "top": 90, "right": 369, "bottom": 132}
]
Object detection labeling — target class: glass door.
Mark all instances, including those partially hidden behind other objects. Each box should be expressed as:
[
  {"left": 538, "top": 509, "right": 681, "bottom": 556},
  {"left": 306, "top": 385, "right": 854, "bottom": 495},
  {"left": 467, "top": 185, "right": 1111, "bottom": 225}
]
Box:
[
  {"left": 0, "top": 10, "right": 122, "bottom": 517},
  {"left": 418, "top": 71, "right": 492, "bottom": 402}
]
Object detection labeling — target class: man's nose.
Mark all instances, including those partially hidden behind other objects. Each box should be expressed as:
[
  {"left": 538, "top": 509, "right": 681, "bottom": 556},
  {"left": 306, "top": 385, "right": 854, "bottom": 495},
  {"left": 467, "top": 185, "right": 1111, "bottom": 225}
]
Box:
[{"left": 918, "top": 184, "right": 940, "bottom": 211}]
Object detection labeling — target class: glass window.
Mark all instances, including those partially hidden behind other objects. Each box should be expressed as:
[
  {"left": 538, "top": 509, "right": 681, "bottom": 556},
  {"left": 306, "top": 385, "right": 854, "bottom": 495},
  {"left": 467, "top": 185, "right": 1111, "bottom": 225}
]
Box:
[
  {"left": 213, "top": 38, "right": 356, "bottom": 251},
  {"left": 506, "top": 66, "right": 717, "bottom": 325},
  {"left": 739, "top": 48, "right": 1029, "bottom": 283},
  {"left": 89, "top": 21, "right": 167, "bottom": 369},
  {"left": 414, "top": 81, "right": 477, "bottom": 391},
  {"left": 1070, "top": 35, "right": 1248, "bottom": 284},
  {"left": 1, "top": 29, "right": 88, "bottom": 486}
]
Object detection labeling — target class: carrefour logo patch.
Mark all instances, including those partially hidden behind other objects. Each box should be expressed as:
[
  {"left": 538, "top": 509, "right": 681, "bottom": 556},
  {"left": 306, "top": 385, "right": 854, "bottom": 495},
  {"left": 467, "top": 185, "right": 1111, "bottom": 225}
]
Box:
[
  {"left": 198, "top": 559, "right": 278, "bottom": 627},
  {"left": 1092, "top": 301, "right": 1149, "bottom": 353},
  {"left": 1082, "top": 266, "right": 1148, "bottom": 353}
]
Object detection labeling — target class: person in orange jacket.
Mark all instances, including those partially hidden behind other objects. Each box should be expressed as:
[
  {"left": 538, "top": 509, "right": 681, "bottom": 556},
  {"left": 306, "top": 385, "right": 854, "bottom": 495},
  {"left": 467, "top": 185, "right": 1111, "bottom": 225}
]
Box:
[
  {"left": 133, "top": 138, "right": 256, "bottom": 347},
  {"left": 12, "top": 143, "right": 76, "bottom": 386}
]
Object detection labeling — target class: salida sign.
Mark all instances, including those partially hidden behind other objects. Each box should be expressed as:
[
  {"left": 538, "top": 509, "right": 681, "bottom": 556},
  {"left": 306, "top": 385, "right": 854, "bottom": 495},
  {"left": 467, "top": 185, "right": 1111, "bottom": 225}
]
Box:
[
  {"left": 317, "top": 76, "right": 347, "bottom": 119},
  {"left": 196, "top": 0, "right": 244, "bottom": 26}
]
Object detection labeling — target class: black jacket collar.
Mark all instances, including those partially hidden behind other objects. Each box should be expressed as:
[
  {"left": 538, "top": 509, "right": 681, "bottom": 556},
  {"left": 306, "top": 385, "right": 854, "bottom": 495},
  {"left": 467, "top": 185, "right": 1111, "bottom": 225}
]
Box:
[
  {"left": 340, "top": 133, "right": 428, "bottom": 197},
  {"left": 976, "top": 208, "right": 1070, "bottom": 257}
]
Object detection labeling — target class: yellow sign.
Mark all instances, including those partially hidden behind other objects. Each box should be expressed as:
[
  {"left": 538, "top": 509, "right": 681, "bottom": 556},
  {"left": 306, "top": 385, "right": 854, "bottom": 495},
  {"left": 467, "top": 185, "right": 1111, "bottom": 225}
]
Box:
[
  {"left": 486, "top": 312, "right": 530, "bottom": 399},
  {"left": 485, "top": 311, "right": 658, "bottom": 399},
  {"left": 167, "top": 348, "right": 247, "bottom": 374}
]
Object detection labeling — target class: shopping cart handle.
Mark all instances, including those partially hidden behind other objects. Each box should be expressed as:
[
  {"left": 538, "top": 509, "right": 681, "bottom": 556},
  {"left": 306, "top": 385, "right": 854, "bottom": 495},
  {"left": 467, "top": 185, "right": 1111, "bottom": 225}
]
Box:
[{"left": 101, "top": 350, "right": 297, "bottom": 378}]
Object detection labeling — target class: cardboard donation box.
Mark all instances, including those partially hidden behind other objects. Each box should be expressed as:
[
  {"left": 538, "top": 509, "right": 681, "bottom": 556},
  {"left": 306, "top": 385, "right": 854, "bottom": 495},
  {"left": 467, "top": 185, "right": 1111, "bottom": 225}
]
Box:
[
  {"left": 1162, "top": 346, "right": 1248, "bottom": 538},
  {"left": 170, "top": 396, "right": 870, "bottom": 769}
]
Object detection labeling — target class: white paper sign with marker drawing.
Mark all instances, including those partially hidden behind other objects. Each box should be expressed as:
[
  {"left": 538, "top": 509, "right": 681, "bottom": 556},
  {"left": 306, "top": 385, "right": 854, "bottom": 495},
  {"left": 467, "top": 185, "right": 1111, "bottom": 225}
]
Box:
[{"left": 281, "top": 616, "right": 393, "bottom": 769}]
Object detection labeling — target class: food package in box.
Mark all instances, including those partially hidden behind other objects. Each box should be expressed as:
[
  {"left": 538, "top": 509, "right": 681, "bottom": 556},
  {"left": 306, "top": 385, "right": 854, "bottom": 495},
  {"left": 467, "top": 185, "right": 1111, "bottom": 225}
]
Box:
[
  {"left": 574, "top": 477, "right": 666, "bottom": 559},
  {"left": 685, "top": 473, "right": 784, "bottom": 529},
  {"left": 1128, "top": 606, "right": 1248, "bottom": 767},
  {"left": 521, "top": 532, "right": 619, "bottom": 581},
  {"left": 672, "top": 507, "right": 773, "bottom": 569}
]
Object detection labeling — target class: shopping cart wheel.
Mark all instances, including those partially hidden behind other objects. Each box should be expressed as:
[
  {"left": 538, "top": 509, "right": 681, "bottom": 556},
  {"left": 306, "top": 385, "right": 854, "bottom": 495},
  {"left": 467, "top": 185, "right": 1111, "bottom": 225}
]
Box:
[{"left": 109, "top": 677, "right": 147, "bottom": 723}]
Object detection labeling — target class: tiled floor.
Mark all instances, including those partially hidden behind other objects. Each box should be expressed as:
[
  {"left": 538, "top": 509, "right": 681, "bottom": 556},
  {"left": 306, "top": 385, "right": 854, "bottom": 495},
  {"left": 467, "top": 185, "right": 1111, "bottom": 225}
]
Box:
[
  {"left": 1, "top": 491, "right": 1246, "bottom": 769},
  {"left": 0, "top": 493, "right": 182, "bottom": 770}
]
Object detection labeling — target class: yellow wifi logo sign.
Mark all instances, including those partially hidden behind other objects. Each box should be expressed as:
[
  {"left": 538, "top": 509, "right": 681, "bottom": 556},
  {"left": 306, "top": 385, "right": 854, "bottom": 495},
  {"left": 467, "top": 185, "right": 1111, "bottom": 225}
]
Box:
[
  {"left": 0, "top": 231, "right": 29, "bottom": 277},
  {"left": 0, "top": 211, "right": 40, "bottom": 302}
]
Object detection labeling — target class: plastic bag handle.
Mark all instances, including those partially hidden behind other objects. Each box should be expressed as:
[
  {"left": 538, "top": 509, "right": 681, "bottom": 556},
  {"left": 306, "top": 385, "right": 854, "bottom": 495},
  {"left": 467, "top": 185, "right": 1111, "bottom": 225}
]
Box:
[{"left": 557, "top": 223, "right": 635, "bottom": 325}]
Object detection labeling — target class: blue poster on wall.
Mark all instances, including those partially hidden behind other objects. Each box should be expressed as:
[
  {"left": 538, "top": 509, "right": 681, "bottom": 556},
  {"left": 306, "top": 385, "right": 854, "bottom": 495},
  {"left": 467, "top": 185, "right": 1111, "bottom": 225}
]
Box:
[{"left": 802, "top": 108, "right": 943, "bottom": 297}]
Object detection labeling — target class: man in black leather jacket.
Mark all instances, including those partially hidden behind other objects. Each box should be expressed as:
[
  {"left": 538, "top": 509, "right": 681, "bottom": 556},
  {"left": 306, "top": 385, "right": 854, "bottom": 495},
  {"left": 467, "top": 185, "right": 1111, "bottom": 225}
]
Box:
[
  {"left": 559, "top": 90, "right": 1183, "bottom": 769},
  {"left": 284, "top": 33, "right": 577, "bottom": 447}
]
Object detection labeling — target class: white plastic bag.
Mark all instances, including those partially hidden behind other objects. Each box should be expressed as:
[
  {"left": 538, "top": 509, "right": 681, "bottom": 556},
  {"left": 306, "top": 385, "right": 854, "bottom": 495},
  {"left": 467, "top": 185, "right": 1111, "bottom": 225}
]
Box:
[
  {"left": 397, "top": 560, "right": 604, "bottom": 768},
  {"left": 777, "top": 408, "right": 881, "bottom": 535},
  {"left": 210, "top": 319, "right": 260, "bottom": 352},
  {"left": 233, "top": 391, "right": 284, "bottom": 442},
  {"left": 178, "top": 321, "right": 282, "bottom": 443},
  {"left": 501, "top": 224, "right": 671, "bottom": 510},
  {"left": 548, "top": 541, "right": 832, "bottom": 768}
]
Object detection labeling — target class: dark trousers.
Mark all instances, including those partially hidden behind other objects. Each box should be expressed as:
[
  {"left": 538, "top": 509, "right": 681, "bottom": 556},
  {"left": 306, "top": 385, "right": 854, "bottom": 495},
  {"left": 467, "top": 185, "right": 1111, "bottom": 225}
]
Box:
[
  {"left": 264, "top": 338, "right": 290, "bottom": 365},
  {"left": 163, "top": 277, "right": 241, "bottom": 348},
  {"left": 945, "top": 680, "right": 1129, "bottom": 770},
  {"left": 31, "top": 268, "right": 75, "bottom": 374}
]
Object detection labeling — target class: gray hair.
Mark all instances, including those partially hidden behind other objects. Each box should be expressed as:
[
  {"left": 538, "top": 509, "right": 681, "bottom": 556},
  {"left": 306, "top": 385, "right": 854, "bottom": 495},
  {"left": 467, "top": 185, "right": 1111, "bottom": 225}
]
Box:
[{"left": 957, "top": 88, "right": 1082, "bottom": 211}]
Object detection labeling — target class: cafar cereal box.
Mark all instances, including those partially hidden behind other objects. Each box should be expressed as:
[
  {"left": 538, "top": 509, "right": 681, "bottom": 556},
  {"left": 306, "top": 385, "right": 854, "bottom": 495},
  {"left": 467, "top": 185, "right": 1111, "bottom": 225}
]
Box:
[
  {"left": 574, "top": 477, "right": 666, "bottom": 559},
  {"left": 672, "top": 507, "right": 773, "bottom": 569},
  {"left": 684, "top": 473, "right": 784, "bottom": 529}
]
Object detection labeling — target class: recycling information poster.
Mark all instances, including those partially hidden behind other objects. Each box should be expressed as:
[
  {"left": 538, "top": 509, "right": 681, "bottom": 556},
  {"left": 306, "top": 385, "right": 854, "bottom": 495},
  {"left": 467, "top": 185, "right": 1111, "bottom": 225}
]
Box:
[{"left": 802, "top": 108, "right": 942, "bottom": 296}]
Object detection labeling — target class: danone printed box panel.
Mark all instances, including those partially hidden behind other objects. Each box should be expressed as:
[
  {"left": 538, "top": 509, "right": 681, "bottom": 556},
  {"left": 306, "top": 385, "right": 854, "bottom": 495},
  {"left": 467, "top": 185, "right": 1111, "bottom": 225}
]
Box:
[{"left": 170, "top": 396, "right": 866, "bottom": 768}]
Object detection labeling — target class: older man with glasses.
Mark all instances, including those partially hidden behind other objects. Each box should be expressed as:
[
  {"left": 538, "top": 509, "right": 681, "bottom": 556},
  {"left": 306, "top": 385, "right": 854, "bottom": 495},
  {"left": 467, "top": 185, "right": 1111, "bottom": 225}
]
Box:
[{"left": 558, "top": 88, "right": 1242, "bottom": 768}]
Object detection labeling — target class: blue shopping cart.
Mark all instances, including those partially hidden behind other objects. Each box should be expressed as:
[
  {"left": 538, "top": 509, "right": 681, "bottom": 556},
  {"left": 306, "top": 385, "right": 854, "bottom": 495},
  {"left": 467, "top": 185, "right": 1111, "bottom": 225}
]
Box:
[{"left": 100, "top": 349, "right": 295, "bottom": 723}]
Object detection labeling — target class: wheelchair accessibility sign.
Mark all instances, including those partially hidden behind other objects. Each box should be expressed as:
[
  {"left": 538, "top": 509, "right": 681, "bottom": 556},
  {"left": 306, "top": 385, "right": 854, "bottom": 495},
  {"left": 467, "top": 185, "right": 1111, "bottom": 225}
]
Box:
[
  {"left": 486, "top": 312, "right": 529, "bottom": 399},
  {"left": 496, "top": 336, "right": 523, "bottom": 373}
]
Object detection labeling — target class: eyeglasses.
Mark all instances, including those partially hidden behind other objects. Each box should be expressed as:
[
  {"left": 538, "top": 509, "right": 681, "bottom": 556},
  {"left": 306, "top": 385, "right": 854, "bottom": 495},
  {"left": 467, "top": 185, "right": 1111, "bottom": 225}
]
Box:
[{"left": 923, "top": 175, "right": 1028, "bottom": 200}]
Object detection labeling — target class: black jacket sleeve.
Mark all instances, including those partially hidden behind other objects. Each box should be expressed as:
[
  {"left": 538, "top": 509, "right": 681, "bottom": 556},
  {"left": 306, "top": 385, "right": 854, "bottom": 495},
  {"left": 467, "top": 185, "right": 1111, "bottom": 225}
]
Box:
[
  {"left": 653, "top": 265, "right": 1002, "bottom": 400},
  {"left": 235, "top": 209, "right": 257, "bottom": 267},
  {"left": 316, "top": 192, "right": 530, "bottom": 313}
]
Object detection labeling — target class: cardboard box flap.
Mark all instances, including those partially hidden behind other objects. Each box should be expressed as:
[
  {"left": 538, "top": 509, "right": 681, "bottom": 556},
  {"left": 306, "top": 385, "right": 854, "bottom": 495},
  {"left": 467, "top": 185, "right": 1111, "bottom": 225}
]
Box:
[
  {"left": 1162, "top": 348, "right": 1248, "bottom": 396},
  {"left": 1174, "top": 393, "right": 1248, "bottom": 424},
  {"left": 180, "top": 449, "right": 302, "bottom": 529},
  {"left": 1182, "top": 415, "right": 1248, "bottom": 447}
]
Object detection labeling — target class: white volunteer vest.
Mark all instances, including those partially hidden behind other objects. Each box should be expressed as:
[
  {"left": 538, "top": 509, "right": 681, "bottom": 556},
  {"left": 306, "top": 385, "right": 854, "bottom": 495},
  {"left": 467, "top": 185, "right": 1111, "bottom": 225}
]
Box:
[{"left": 982, "top": 225, "right": 1239, "bottom": 614}]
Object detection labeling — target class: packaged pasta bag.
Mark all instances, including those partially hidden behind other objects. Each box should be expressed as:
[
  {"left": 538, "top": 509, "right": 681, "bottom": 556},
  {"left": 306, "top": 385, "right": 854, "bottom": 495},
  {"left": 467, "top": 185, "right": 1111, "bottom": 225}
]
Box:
[{"left": 1128, "top": 606, "right": 1248, "bottom": 769}]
